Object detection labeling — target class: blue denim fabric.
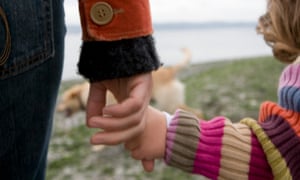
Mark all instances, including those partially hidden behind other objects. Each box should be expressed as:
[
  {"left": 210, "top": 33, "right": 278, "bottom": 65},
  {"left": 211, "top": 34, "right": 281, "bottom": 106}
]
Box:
[
  {"left": 0, "top": 0, "right": 56, "bottom": 79},
  {"left": 0, "top": 0, "right": 65, "bottom": 179}
]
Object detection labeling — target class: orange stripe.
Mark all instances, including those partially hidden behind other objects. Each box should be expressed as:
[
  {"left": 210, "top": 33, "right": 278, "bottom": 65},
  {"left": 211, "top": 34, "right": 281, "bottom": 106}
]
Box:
[{"left": 259, "top": 101, "right": 300, "bottom": 136}]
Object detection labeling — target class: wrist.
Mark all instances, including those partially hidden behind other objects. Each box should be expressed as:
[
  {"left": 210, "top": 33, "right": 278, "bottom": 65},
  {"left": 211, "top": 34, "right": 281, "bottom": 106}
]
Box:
[
  {"left": 163, "top": 112, "right": 173, "bottom": 128},
  {"left": 147, "top": 106, "right": 167, "bottom": 159}
]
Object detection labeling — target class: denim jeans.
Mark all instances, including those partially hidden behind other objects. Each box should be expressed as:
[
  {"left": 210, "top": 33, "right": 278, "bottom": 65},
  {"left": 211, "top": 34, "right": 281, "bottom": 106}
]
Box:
[{"left": 0, "top": 0, "right": 65, "bottom": 179}]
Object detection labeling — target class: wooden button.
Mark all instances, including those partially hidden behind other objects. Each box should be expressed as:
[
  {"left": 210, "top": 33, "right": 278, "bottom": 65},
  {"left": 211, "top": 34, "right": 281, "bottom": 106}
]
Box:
[{"left": 90, "top": 2, "right": 113, "bottom": 25}]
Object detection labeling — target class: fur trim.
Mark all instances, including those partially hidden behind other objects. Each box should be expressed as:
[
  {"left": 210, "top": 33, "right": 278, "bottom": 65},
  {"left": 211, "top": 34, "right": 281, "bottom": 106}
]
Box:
[{"left": 78, "top": 35, "right": 161, "bottom": 82}]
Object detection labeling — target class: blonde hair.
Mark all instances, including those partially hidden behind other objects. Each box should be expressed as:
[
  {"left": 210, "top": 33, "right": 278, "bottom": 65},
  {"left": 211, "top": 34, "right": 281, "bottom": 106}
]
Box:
[{"left": 257, "top": 0, "right": 300, "bottom": 63}]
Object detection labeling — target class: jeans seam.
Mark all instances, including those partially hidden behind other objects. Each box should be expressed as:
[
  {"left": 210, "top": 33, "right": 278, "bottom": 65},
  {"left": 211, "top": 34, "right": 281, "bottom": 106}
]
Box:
[{"left": 0, "top": 0, "right": 54, "bottom": 80}]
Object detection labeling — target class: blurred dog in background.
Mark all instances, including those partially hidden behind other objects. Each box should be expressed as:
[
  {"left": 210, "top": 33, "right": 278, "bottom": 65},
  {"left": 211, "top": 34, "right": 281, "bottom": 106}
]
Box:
[{"left": 57, "top": 48, "right": 203, "bottom": 118}]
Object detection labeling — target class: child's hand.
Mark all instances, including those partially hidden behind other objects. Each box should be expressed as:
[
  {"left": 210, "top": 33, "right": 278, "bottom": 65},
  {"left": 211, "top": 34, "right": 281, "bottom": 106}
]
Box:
[{"left": 124, "top": 106, "right": 167, "bottom": 172}]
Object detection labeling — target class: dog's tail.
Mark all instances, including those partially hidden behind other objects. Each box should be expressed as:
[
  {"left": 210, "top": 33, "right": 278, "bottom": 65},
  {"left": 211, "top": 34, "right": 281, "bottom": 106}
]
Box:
[{"left": 170, "top": 48, "right": 191, "bottom": 74}]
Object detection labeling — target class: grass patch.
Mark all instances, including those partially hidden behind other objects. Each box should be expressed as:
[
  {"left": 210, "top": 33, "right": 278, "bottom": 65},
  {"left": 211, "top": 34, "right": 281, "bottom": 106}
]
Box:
[{"left": 184, "top": 56, "right": 285, "bottom": 121}]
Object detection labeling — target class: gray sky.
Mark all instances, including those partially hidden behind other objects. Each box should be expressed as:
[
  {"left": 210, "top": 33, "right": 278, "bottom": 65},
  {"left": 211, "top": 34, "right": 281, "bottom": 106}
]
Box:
[{"left": 64, "top": 0, "right": 267, "bottom": 25}]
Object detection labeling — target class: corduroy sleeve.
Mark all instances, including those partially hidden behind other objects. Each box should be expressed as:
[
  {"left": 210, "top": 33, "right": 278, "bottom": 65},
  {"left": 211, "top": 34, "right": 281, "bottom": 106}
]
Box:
[
  {"left": 77, "top": 0, "right": 161, "bottom": 82},
  {"left": 164, "top": 110, "right": 273, "bottom": 180}
]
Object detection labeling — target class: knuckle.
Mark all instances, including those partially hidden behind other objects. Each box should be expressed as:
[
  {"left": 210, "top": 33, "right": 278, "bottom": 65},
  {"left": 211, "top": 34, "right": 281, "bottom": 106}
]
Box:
[{"left": 131, "top": 116, "right": 141, "bottom": 125}]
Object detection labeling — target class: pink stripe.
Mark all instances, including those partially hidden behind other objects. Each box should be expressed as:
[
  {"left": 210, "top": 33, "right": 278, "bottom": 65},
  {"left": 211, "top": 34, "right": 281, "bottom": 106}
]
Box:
[
  {"left": 192, "top": 117, "right": 226, "bottom": 179},
  {"left": 279, "top": 64, "right": 300, "bottom": 89}
]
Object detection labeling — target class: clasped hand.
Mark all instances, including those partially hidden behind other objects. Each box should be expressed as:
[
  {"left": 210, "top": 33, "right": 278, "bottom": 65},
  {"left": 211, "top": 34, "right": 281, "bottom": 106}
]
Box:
[
  {"left": 85, "top": 72, "right": 159, "bottom": 171},
  {"left": 86, "top": 72, "right": 152, "bottom": 145}
]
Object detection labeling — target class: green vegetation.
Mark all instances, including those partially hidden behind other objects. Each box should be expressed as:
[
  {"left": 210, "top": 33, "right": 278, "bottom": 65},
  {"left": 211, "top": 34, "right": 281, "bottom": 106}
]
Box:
[
  {"left": 47, "top": 56, "right": 285, "bottom": 179},
  {"left": 183, "top": 56, "right": 284, "bottom": 121}
]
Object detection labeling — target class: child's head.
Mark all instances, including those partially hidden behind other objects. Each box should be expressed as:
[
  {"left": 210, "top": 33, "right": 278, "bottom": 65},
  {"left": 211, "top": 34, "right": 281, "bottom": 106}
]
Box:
[{"left": 257, "top": 0, "right": 300, "bottom": 63}]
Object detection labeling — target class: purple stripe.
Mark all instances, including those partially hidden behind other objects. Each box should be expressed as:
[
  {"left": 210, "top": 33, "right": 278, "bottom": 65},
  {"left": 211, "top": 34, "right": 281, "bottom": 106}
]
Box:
[
  {"left": 249, "top": 133, "right": 273, "bottom": 179},
  {"left": 260, "top": 115, "right": 300, "bottom": 179},
  {"left": 279, "top": 64, "right": 300, "bottom": 89}
]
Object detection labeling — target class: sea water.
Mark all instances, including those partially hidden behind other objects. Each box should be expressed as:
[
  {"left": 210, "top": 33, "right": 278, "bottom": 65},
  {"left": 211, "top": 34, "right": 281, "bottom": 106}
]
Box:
[{"left": 62, "top": 24, "right": 272, "bottom": 80}]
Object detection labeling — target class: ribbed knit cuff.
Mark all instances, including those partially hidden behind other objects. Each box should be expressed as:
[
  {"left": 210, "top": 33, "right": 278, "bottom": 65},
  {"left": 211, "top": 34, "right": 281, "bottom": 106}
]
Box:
[
  {"left": 78, "top": 35, "right": 161, "bottom": 82},
  {"left": 165, "top": 110, "right": 273, "bottom": 179},
  {"left": 164, "top": 110, "right": 201, "bottom": 172},
  {"left": 165, "top": 111, "right": 227, "bottom": 178}
]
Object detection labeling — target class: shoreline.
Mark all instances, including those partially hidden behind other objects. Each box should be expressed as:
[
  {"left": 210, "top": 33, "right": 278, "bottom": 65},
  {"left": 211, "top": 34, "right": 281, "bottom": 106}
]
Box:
[{"left": 60, "top": 55, "right": 271, "bottom": 83}]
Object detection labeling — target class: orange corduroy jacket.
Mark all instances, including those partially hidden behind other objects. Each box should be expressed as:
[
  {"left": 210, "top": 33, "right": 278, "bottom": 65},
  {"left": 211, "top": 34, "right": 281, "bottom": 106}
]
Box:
[{"left": 79, "top": 0, "right": 153, "bottom": 41}]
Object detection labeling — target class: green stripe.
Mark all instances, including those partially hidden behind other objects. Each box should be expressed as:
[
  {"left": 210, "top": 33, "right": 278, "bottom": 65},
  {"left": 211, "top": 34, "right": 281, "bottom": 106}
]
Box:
[{"left": 240, "top": 118, "right": 292, "bottom": 180}]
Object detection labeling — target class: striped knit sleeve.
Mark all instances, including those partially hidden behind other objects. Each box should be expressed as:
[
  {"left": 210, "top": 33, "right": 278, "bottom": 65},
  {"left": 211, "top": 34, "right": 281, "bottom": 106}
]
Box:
[
  {"left": 164, "top": 110, "right": 273, "bottom": 180},
  {"left": 242, "top": 62, "right": 300, "bottom": 180},
  {"left": 242, "top": 102, "right": 300, "bottom": 180},
  {"left": 278, "top": 63, "right": 300, "bottom": 112}
]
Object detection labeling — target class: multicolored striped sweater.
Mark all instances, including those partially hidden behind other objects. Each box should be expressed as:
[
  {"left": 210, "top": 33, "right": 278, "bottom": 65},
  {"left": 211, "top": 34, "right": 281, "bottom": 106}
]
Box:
[{"left": 164, "top": 62, "right": 300, "bottom": 180}]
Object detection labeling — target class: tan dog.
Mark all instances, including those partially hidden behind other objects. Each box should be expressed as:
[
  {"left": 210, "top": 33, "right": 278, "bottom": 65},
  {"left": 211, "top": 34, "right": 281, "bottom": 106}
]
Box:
[{"left": 57, "top": 48, "right": 203, "bottom": 118}]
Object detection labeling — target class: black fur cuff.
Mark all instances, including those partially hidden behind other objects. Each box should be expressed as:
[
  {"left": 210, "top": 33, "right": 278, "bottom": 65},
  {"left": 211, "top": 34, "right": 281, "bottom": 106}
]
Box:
[{"left": 78, "top": 35, "right": 161, "bottom": 82}]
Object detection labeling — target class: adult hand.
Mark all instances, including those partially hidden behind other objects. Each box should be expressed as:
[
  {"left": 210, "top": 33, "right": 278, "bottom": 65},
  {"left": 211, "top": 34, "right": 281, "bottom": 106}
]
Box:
[{"left": 86, "top": 72, "right": 153, "bottom": 145}]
